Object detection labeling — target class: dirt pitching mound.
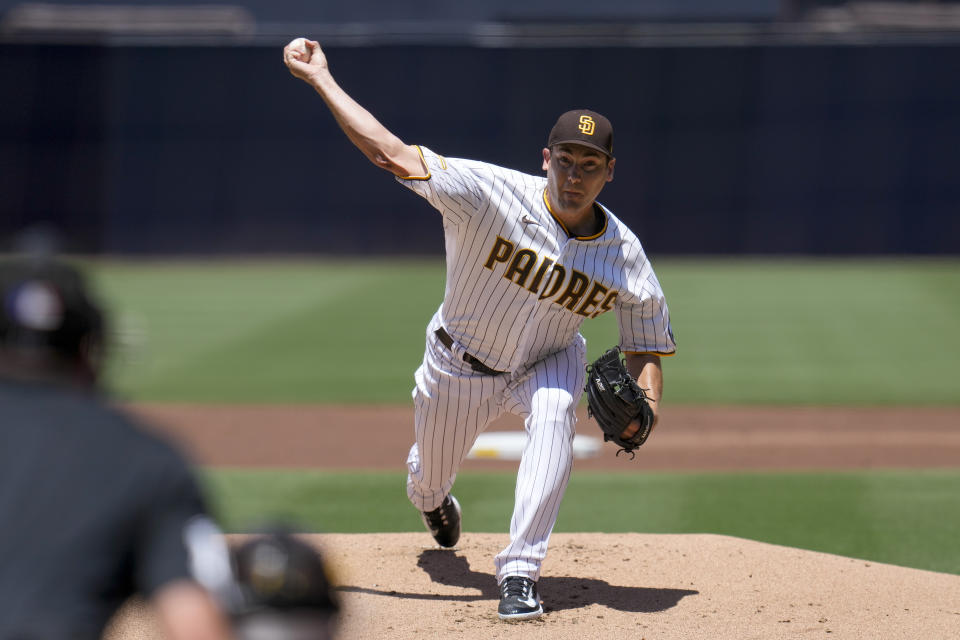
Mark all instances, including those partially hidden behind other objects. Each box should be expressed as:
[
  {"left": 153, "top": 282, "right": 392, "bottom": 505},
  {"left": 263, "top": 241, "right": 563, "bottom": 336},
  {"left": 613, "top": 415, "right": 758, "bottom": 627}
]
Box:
[{"left": 107, "top": 533, "right": 960, "bottom": 640}]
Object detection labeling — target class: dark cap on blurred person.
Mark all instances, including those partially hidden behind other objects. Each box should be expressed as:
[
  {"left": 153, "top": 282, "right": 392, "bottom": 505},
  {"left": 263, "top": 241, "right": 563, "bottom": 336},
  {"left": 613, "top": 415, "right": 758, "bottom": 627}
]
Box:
[
  {"left": 231, "top": 532, "right": 340, "bottom": 640},
  {"left": 547, "top": 109, "right": 614, "bottom": 157},
  {"left": 0, "top": 251, "right": 105, "bottom": 382}
]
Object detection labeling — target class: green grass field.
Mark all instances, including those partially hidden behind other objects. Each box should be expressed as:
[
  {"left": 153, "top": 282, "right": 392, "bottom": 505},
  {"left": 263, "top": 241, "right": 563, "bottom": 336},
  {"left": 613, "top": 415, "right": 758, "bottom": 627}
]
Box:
[
  {"left": 76, "top": 257, "right": 960, "bottom": 575},
  {"left": 206, "top": 468, "right": 960, "bottom": 575},
  {"left": 88, "top": 257, "right": 960, "bottom": 405}
]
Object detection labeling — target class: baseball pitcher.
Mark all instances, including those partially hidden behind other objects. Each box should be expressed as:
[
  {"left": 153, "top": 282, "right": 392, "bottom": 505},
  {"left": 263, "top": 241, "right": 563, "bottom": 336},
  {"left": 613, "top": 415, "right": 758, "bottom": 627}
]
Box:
[{"left": 283, "top": 38, "right": 676, "bottom": 621}]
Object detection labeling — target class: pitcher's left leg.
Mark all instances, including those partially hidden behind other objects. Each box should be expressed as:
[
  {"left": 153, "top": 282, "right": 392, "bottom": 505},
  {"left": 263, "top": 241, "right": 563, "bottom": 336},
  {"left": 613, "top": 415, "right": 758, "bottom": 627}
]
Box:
[{"left": 495, "top": 338, "right": 586, "bottom": 584}]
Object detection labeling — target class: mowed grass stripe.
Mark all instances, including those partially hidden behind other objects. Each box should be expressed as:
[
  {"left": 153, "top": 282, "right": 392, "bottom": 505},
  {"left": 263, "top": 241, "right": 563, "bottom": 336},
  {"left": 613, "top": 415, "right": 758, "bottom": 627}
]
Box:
[
  {"left": 658, "top": 258, "right": 960, "bottom": 405},
  {"left": 91, "top": 259, "right": 443, "bottom": 402},
  {"left": 204, "top": 468, "right": 960, "bottom": 576},
  {"left": 86, "top": 257, "right": 960, "bottom": 405}
]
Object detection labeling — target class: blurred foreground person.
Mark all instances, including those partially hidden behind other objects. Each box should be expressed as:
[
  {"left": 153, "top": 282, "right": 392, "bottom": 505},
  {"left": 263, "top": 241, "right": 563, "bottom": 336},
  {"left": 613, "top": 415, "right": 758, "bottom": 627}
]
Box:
[
  {"left": 230, "top": 532, "right": 340, "bottom": 640},
  {"left": 0, "top": 252, "right": 234, "bottom": 640}
]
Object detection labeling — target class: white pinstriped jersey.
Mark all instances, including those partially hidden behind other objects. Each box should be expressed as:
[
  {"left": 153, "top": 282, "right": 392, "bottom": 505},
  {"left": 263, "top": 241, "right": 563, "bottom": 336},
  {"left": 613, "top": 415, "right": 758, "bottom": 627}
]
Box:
[{"left": 398, "top": 146, "right": 675, "bottom": 372}]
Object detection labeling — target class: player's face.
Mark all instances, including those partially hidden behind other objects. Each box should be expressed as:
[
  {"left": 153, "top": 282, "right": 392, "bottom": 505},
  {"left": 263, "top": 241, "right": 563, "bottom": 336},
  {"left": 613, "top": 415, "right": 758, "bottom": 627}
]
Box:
[{"left": 542, "top": 144, "right": 615, "bottom": 215}]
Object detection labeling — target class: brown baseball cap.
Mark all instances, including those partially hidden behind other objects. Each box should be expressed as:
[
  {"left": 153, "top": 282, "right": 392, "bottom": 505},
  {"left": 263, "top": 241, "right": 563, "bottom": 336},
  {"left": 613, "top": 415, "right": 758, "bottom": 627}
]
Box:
[{"left": 547, "top": 109, "right": 614, "bottom": 157}]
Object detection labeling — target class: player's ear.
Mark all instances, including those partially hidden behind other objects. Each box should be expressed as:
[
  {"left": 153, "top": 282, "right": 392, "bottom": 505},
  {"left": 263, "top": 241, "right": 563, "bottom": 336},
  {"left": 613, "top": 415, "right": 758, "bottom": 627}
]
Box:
[
  {"left": 606, "top": 157, "right": 616, "bottom": 182},
  {"left": 541, "top": 148, "right": 551, "bottom": 171}
]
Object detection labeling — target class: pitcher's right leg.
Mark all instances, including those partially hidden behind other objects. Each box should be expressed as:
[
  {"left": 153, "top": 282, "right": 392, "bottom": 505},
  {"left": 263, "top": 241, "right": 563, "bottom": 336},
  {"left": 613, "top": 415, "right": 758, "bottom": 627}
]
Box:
[{"left": 406, "top": 327, "right": 507, "bottom": 515}]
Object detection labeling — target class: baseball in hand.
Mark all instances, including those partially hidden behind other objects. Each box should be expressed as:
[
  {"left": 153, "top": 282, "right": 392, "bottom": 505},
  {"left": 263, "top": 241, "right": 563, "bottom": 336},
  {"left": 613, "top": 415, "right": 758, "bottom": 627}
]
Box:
[{"left": 287, "top": 37, "right": 312, "bottom": 63}]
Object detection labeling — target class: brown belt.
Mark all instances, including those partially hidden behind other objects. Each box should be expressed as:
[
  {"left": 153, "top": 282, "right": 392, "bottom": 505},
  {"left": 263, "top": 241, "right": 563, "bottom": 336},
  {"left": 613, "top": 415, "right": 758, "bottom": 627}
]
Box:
[{"left": 434, "top": 327, "right": 506, "bottom": 376}]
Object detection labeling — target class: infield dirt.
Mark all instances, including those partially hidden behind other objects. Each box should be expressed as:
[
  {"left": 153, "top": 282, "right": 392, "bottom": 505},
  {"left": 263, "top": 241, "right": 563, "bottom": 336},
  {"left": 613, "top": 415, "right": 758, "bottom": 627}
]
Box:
[
  {"left": 128, "top": 404, "right": 960, "bottom": 471},
  {"left": 105, "top": 404, "right": 960, "bottom": 639}
]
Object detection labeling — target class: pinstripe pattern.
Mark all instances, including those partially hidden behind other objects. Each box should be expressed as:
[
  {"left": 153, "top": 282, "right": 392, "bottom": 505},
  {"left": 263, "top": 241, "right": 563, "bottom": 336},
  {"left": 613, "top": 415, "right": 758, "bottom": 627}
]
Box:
[
  {"left": 398, "top": 146, "right": 675, "bottom": 583},
  {"left": 407, "top": 317, "right": 510, "bottom": 512},
  {"left": 495, "top": 337, "right": 585, "bottom": 582}
]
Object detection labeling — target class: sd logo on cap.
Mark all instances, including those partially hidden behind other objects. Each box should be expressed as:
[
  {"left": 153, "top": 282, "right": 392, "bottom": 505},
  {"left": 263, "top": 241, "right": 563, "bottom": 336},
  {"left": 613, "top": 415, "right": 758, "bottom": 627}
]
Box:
[{"left": 548, "top": 109, "right": 613, "bottom": 157}]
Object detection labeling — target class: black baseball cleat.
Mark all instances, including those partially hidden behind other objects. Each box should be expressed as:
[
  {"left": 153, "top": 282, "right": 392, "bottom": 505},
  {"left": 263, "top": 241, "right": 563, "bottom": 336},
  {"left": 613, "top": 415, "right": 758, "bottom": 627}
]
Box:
[
  {"left": 420, "top": 494, "right": 461, "bottom": 548},
  {"left": 498, "top": 575, "right": 543, "bottom": 621}
]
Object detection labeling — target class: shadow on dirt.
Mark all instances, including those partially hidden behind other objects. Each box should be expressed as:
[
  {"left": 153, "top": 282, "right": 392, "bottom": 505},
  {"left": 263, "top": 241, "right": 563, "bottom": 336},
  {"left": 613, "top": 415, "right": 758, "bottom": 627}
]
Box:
[{"left": 338, "top": 548, "right": 698, "bottom": 614}]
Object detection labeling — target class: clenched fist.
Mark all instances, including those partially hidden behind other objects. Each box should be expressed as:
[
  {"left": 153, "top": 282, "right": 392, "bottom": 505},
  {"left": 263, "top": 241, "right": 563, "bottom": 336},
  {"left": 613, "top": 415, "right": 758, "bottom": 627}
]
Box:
[{"left": 283, "top": 37, "right": 327, "bottom": 82}]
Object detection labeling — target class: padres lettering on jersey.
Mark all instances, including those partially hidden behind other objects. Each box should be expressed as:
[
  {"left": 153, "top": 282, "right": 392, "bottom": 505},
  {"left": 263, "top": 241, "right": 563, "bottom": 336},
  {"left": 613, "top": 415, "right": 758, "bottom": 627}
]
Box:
[
  {"left": 483, "top": 236, "right": 618, "bottom": 319},
  {"left": 397, "top": 146, "right": 676, "bottom": 372}
]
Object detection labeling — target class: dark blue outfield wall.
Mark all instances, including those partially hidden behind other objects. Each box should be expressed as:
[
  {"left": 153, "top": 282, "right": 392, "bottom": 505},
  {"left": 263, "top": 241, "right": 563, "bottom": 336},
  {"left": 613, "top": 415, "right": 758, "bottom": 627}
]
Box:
[{"left": 2, "top": 42, "right": 959, "bottom": 254}]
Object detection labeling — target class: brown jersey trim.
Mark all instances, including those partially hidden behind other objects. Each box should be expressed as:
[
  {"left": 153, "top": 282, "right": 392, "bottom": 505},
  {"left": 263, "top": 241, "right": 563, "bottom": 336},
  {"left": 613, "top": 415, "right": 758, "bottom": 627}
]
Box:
[
  {"left": 398, "top": 145, "right": 432, "bottom": 181},
  {"left": 622, "top": 350, "right": 677, "bottom": 357},
  {"left": 542, "top": 190, "right": 608, "bottom": 240}
]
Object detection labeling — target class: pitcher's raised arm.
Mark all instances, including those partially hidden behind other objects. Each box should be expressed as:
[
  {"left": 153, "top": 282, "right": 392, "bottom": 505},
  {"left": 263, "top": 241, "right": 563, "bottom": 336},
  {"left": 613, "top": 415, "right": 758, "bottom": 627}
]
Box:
[{"left": 283, "top": 38, "right": 426, "bottom": 178}]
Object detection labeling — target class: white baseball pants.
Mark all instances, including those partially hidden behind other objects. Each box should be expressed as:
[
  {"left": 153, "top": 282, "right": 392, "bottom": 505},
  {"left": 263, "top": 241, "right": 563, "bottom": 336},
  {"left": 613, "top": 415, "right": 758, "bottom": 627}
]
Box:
[{"left": 406, "top": 321, "right": 586, "bottom": 583}]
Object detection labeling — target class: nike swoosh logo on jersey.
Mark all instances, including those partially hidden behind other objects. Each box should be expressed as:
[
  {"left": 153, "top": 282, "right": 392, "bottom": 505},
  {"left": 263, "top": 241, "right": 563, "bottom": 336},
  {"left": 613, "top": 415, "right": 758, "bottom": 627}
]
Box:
[{"left": 521, "top": 214, "right": 538, "bottom": 225}]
